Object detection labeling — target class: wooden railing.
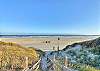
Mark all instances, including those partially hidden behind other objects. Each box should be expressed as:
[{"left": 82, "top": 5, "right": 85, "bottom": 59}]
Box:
[
  {"left": 23, "top": 56, "right": 72, "bottom": 71},
  {"left": 22, "top": 58, "right": 41, "bottom": 71},
  {"left": 47, "top": 56, "right": 73, "bottom": 71}
]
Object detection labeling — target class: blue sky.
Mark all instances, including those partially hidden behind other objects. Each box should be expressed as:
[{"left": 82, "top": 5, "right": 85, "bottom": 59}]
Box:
[{"left": 0, "top": 0, "right": 100, "bottom": 35}]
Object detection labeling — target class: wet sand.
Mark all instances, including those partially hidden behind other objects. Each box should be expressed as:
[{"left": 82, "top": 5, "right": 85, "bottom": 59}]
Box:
[{"left": 0, "top": 36, "right": 99, "bottom": 51}]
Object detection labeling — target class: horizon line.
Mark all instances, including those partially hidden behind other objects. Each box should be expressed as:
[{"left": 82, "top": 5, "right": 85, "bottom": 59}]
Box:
[
  {"left": 0, "top": 34, "right": 100, "bottom": 36},
  {"left": 0, "top": 32, "right": 100, "bottom": 36}
]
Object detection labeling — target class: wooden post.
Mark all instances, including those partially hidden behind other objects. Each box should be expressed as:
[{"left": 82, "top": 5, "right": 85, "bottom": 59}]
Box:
[
  {"left": 53, "top": 54, "right": 56, "bottom": 71},
  {"left": 57, "top": 37, "right": 60, "bottom": 52},
  {"left": 64, "top": 56, "right": 68, "bottom": 67},
  {"left": 53, "top": 46, "right": 55, "bottom": 51},
  {"left": 53, "top": 54, "right": 55, "bottom": 62},
  {"left": 57, "top": 46, "right": 59, "bottom": 51},
  {"left": 11, "top": 56, "right": 14, "bottom": 71},
  {"left": 25, "top": 57, "right": 28, "bottom": 68}
]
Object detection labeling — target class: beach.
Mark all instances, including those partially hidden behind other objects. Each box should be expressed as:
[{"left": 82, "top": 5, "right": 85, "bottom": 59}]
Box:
[{"left": 0, "top": 36, "right": 99, "bottom": 51}]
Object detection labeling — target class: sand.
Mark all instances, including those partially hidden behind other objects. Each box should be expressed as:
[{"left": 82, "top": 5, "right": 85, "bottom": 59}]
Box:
[{"left": 0, "top": 36, "right": 99, "bottom": 51}]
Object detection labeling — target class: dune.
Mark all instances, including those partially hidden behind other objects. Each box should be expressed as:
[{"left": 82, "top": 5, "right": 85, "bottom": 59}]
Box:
[{"left": 0, "top": 41, "right": 39, "bottom": 69}]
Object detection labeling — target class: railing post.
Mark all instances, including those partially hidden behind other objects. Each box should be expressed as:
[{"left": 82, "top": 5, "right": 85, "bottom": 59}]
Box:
[
  {"left": 25, "top": 57, "right": 28, "bottom": 68},
  {"left": 53, "top": 54, "right": 56, "bottom": 71},
  {"left": 64, "top": 56, "right": 68, "bottom": 67}
]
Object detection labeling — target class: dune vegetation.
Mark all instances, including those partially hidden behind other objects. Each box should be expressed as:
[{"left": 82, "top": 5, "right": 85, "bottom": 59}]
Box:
[{"left": 0, "top": 41, "right": 39, "bottom": 70}]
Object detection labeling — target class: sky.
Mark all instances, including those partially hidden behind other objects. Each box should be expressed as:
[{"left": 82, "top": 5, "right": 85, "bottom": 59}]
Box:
[{"left": 0, "top": 0, "right": 100, "bottom": 35}]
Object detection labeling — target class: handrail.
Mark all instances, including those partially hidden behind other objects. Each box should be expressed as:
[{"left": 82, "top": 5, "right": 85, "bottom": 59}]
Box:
[
  {"left": 48, "top": 57, "right": 73, "bottom": 71},
  {"left": 30, "top": 58, "right": 41, "bottom": 70},
  {"left": 23, "top": 58, "right": 41, "bottom": 71},
  {"left": 47, "top": 57, "right": 62, "bottom": 71}
]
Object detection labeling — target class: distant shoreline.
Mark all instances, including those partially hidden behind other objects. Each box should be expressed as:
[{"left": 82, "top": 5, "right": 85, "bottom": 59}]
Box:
[{"left": 0, "top": 34, "right": 100, "bottom": 37}]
